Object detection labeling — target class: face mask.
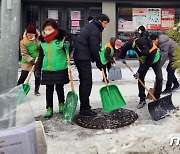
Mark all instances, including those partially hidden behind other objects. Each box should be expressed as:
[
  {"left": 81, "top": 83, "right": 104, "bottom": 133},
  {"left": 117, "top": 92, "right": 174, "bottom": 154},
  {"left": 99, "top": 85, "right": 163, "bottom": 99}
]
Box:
[
  {"left": 44, "top": 30, "right": 54, "bottom": 35},
  {"left": 29, "top": 36, "right": 35, "bottom": 41},
  {"left": 115, "top": 46, "right": 119, "bottom": 50}
]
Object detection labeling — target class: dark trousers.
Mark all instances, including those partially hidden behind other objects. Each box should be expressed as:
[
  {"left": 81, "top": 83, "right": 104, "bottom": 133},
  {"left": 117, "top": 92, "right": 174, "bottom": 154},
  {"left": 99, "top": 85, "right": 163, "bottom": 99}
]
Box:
[
  {"left": 165, "top": 61, "right": 179, "bottom": 90},
  {"left": 138, "top": 60, "right": 163, "bottom": 101},
  {"left": 17, "top": 70, "right": 40, "bottom": 86},
  {"left": 74, "top": 59, "right": 92, "bottom": 111},
  {"left": 46, "top": 84, "right": 64, "bottom": 109}
]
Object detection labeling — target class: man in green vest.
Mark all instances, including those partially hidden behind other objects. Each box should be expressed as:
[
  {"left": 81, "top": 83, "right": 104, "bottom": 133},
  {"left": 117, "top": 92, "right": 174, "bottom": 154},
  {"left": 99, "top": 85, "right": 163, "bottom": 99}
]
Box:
[{"left": 120, "top": 37, "right": 163, "bottom": 109}]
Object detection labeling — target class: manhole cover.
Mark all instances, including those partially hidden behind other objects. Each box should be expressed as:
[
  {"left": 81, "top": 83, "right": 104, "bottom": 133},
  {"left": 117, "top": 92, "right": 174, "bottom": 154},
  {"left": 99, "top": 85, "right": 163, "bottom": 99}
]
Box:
[{"left": 74, "top": 108, "right": 138, "bottom": 129}]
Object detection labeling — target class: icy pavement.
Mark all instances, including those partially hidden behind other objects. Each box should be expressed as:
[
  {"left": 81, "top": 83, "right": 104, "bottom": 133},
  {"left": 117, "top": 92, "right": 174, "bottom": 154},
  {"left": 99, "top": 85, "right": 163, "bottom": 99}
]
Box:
[{"left": 18, "top": 60, "right": 180, "bottom": 154}]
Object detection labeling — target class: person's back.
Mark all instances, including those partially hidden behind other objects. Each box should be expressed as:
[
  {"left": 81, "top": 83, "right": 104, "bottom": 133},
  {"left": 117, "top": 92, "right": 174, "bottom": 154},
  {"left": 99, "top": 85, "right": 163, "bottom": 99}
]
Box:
[
  {"left": 74, "top": 20, "right": 103, "bottom": 62},
  {"left": 158, "top": 34, "right": 177, "bottom": 66}
]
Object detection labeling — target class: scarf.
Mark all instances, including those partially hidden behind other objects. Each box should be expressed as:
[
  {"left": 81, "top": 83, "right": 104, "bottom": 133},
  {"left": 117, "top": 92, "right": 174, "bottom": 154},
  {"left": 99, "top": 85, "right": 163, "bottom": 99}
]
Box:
[{"left": 43, "top": 29, "right": 58, "bottom": 43}]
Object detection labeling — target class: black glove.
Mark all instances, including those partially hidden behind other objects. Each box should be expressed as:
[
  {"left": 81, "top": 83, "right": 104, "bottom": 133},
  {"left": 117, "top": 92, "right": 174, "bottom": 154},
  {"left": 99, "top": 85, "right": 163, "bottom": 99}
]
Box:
[
  {"left": 133, "top": 72, "right": 139, "bottom": 79},
  {"left": 96, "top": 61, "right": 104, "bottom": 71},
  {"left": 34, "top": 71, "right": 41, "bottom": 79},
  {"left": 121, "top": 59, "right": 126, "bottom": 64}
]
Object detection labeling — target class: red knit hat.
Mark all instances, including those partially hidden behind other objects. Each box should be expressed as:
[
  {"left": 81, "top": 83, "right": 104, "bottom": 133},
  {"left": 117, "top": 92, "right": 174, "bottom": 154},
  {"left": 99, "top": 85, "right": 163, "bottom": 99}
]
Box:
[{"left": 26, "top": 23, "right": 36, "bottom": 34}]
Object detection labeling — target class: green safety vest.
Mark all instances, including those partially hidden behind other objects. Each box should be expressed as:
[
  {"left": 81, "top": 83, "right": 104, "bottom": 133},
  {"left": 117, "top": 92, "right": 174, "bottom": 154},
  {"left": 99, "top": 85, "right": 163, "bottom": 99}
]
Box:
[
  {"left": 41, "top": 39, "right": 67, "bottom": 71},
  {"left": 132, "top": 39, "right": 160, "bottom": 64},
  {"left": 21, "top": 42, "right": 39, "bottom": 63},
  {"left": 99, "top": 43, "right": 114, "bottom": 65}
]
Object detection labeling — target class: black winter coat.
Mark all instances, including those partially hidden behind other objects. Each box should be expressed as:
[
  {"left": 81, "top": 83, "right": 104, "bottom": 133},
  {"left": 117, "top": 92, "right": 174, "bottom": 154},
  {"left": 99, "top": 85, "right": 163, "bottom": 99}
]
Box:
[
  {"left": 73, "top": 20, "right": 104, "bottom": 62},
  {"left": 35, "top": 29, "right": 70, "bottom": 85}
]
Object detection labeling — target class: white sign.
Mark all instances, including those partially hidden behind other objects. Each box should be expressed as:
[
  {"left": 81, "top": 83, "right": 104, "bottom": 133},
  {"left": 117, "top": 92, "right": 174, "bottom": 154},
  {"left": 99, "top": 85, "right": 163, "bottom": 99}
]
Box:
[
  {"left": 71, "top": 11, "right": 81, "bottom": 20},
  {"left": 0, "top": 125, "right": 37, "bottom": 154}
]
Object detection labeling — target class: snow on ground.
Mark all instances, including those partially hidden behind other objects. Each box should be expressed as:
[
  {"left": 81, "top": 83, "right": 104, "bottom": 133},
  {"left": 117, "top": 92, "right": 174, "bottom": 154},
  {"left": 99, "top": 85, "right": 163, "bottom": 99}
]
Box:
[{"left": 22, "top": 62, "right": 180, "bottom": 154}]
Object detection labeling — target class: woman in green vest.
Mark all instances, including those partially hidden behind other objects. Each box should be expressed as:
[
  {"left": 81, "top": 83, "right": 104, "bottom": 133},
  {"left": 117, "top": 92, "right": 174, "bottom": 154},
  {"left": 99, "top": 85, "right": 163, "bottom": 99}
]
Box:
[
  {"left": 35, "top": 19, "right": 70, "bottom": 119},
  {"left": 99, "top": 37, "right": 122, "bottom": 82},
  {"left": 18, "top": 23, "right": 41, "bottom": 96}
]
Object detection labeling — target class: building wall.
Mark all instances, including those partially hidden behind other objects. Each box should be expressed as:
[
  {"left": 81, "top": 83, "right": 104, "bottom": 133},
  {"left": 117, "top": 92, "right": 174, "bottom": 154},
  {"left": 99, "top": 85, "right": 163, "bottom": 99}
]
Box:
[
  {"left": 102, "top": 2, "right": 116, "bottom": 46},
  {"left": 0, "top": 0, "right": 21, "bottom": 92}
]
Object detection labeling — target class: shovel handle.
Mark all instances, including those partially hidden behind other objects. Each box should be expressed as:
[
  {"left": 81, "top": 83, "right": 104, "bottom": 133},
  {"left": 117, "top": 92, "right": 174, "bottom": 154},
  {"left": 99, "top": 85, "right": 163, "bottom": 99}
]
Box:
[
  {"left": 124, "top": 63, "right": 156, "bottom": 101},
  {"left": 102, "top": 68, "right": 108, "bottom": 85},
  {"left": 67, "top": 54, "right": 75, "bottom": 91},
  {"left": 25, "top": 56, "right": 39, "bottom": 84}
]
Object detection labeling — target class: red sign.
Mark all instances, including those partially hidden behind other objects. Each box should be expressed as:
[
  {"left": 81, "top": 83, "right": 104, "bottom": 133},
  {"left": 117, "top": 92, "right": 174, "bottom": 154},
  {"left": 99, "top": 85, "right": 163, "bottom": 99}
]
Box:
[{"left": 161, "top": 8, "right": 175, "bottom": 30}]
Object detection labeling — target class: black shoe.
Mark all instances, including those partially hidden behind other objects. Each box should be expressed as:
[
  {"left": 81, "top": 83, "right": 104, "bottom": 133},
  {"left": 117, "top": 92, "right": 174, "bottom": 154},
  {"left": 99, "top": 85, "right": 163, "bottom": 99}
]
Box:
[
  {"left": 34, "top": 91, "right": 40, "bottom": 96},
  {"left": 102, "top": 79, "right": 109, "bottom": 83},
  {"left": 172, "top": 84, "right": 180, "bottom": 91},
  {"left": 137, "top": 100, "right": 146, "bottom": 109},
  {"left": 161, "top": 89, "right": 172, "bottom": 94},
  {"left": 79, "top": 109, "right": 97, "bottom": 117}
]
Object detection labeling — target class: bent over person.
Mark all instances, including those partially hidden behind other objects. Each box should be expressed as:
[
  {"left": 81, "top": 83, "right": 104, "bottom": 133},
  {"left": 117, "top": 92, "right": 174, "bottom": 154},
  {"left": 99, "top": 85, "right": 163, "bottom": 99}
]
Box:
[{"left": 120, "top": 37, "right": 163, "bottom": 109}]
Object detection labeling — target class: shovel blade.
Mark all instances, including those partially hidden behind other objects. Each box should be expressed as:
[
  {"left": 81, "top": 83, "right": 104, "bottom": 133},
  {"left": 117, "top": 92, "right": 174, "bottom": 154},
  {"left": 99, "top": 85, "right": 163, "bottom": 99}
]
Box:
[
  {"left": 100, "top": 85, "right": 126, "bottom": 112},
  {"left": 148, "top": 94, "right": 176, "bottom": 121},
  {"left": 108, "top": 67, "right": 122, "bottom": 81},
  {"left": 63, "top": 91, "right": 78, "bottom": 122},
  {"left": 22, "top": 83, "right": 31, "bottom": 95}
]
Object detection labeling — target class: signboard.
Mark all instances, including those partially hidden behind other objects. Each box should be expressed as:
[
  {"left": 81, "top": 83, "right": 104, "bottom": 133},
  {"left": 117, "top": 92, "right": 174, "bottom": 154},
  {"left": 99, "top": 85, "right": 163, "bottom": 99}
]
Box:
[
  {"left": 118, "top": 19, "right": 134, "bottom": 31},
  {"left": 71, "top": 11, "right": 81, "bottom": 20},
  {"left": 71, "top": 21, "right": 80, "bottom": 27},
  {"left": 161, "top": 8, "right": 175, "bottom": 30},
  {"left": 146, "top": 8, "right": 161, "bottom": 30},
  {"left": 132, "top": 8, "right": 147, "bottom": 30},
  {"left": 48, "top": 10, "right": 58, "bottom": 20},
  {"left": 119, "top": 8, "right": 175, "bottom": 32}
]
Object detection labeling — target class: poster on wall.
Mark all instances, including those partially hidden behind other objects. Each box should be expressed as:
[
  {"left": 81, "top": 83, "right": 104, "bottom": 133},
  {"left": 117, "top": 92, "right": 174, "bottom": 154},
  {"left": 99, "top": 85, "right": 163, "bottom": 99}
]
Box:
[
  {"left": 118, "top": 19, "right": 134, "bottom": 31},
  {"left": 132, "top": 8, "right": 147, "bottom": 30},
  {"left": 71, "top": 21, "right": 80, "bottom": 27},
  {"left": 161, "top": 8, "right": 175, "bottom": 30},
  {"left": 146, "top": 8, "right": 161, "bottom": 30},
  {"left": 71, "top": 11, "right": 81, "bottom": 20},
  {"left": 48, "top": 10, "right": 58, "bottom": 20}
]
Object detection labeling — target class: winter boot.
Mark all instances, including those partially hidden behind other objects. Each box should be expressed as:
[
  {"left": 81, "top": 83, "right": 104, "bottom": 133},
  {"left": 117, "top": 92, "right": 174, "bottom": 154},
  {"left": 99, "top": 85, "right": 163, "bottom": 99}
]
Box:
[
  {"left": 137, "top": 100, "right": 146, "bottom": 109},
  {"left": 172, "top": 84, "right": 180, "bottom": 91},
  {"left": 59, "top": 103, "right": 64, "bottom": 113},
  {"left": 44, "top": 107, "right": 53, "bottom": 119},
  {"left": 34, "top": 85, "right": 40, "bottom": 96}
]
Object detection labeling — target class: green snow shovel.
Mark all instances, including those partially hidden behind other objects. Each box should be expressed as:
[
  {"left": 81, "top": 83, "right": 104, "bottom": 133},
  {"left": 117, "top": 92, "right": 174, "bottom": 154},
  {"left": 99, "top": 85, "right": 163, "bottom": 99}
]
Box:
[
  {"left": 124, "top": 62, "right": 176, "bottom": 121},
  {"left": 63, "top": 41, "right": 78, "bottom": 122},
  {"left": 100, "top": 68, "right": 126, "bottom": 112},
  {"left": 22, "top": 56, "right": 39, "bottom": 95}
]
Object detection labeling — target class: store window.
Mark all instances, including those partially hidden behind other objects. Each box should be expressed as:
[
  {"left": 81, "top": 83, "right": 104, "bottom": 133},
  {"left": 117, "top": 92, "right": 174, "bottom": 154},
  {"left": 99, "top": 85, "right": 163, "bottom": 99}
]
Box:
[
  {"left": 89, "top": 7, "right": 102, "bottom": 20},
  {"left": 118, "top": 7, "right": 180, "bottom": 58},
  {"left": 118, "top": 7, "right": 180, "bottom": 42},
  {"left": 25, "top": 6, "right": 39, "bottom": 30},
  {"left": 65, "top": 8, "right": 85, "bottom": 35},
  {"left": 42, "top": 8, "right": 63, "bottom": 29}
]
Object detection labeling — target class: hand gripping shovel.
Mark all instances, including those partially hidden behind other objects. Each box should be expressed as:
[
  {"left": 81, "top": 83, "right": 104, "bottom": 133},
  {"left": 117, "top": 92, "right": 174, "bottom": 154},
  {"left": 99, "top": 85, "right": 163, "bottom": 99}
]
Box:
[
  {"left": 63, "top": 41, "right": 78, "bottom": 122},
  {"left": 124, "top": 62, "right": 176, "bottom": 121},
  {"left": 100, "top": 68, "right": 126, "bottom": 112},
  {"left": 23, "top": 57, "right": 39, "bottom": 95},
  {"left": 108, "top": 63, "right": 122, "bottom": 81}
]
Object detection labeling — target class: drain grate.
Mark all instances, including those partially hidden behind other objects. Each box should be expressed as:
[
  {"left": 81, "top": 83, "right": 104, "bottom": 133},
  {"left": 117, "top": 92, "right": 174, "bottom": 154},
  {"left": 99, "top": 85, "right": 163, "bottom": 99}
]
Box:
[{"left": 74, "top": 108, "right": 138, "bottom": 129}]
